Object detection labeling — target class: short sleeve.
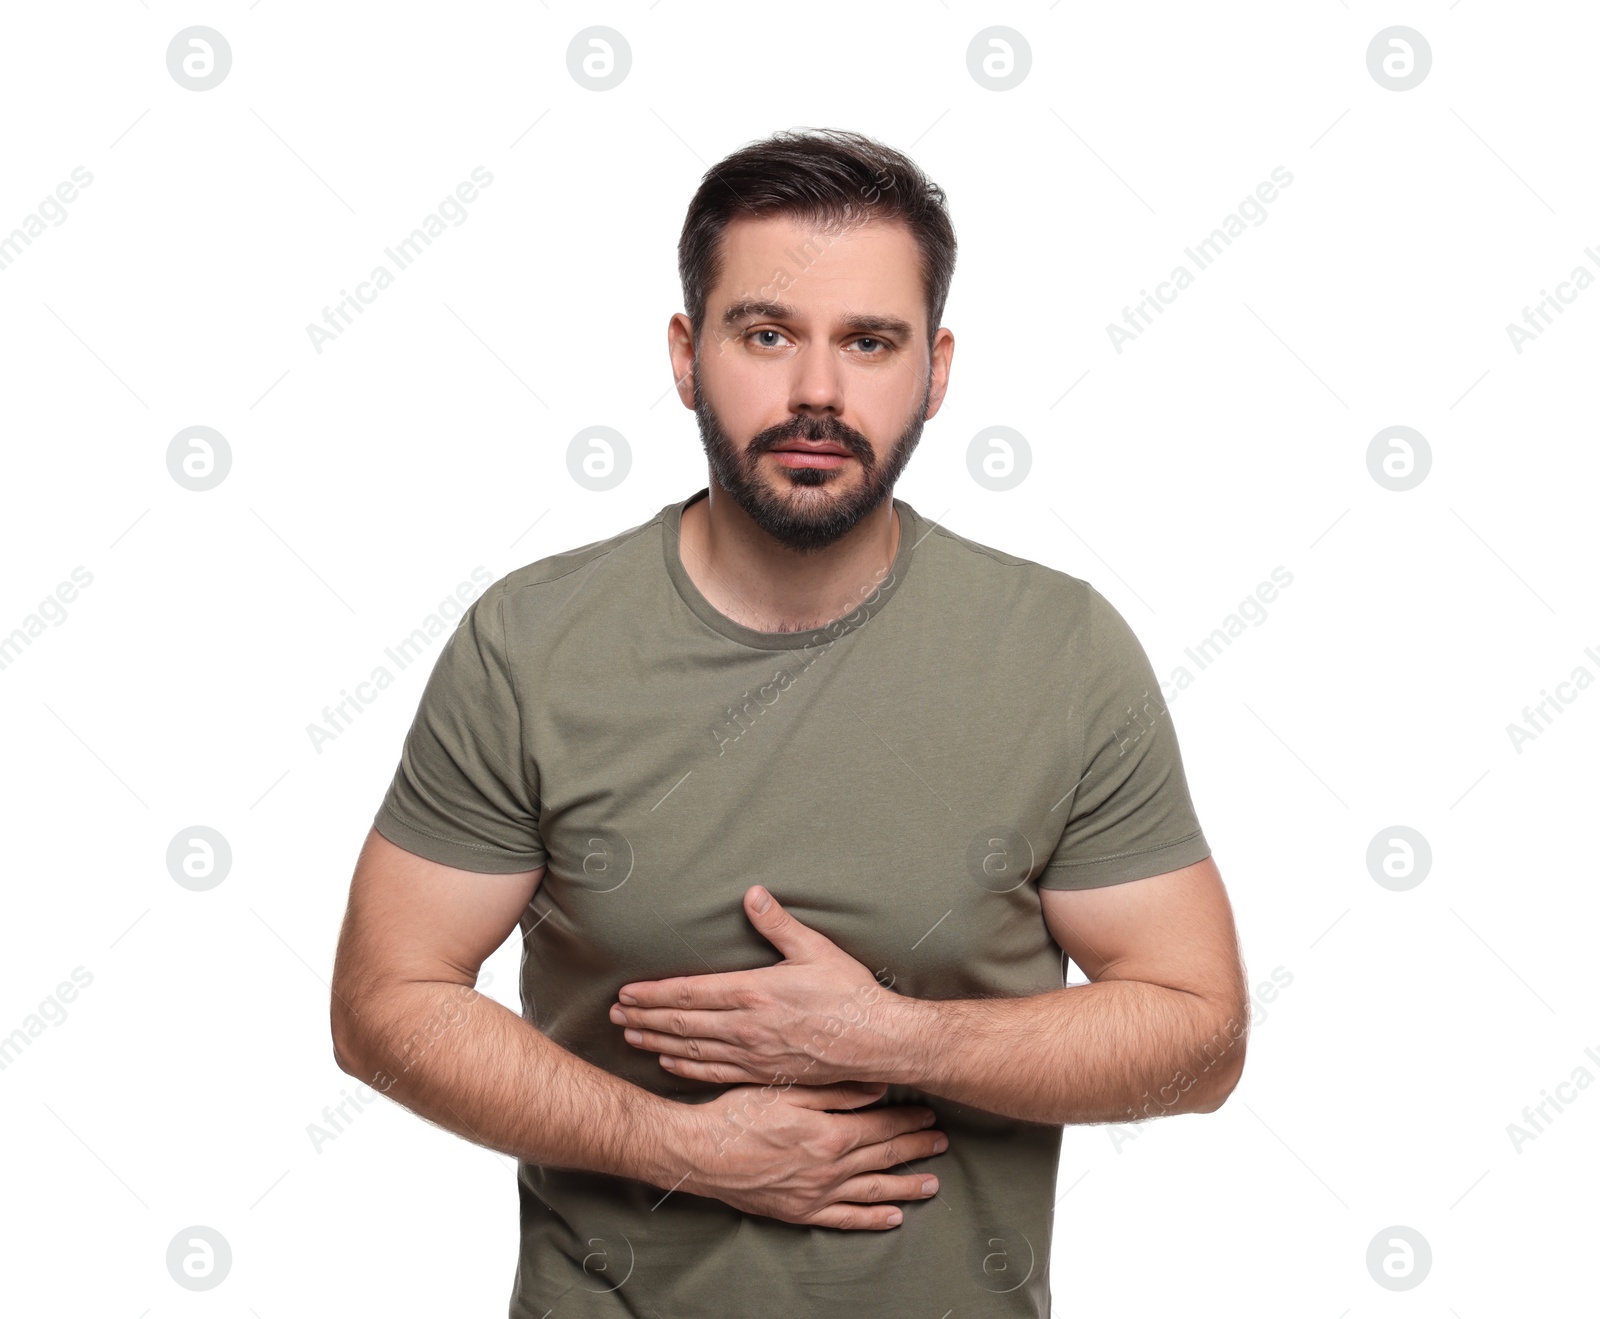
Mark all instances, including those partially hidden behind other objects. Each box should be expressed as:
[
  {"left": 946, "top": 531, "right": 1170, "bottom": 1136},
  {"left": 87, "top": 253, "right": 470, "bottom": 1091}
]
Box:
[
  {"left": 1038, "top": 587, "right": 1211, "bottom": 889},
  {"left": 372, "top": 583, "right": 547, "bottom": 873}
]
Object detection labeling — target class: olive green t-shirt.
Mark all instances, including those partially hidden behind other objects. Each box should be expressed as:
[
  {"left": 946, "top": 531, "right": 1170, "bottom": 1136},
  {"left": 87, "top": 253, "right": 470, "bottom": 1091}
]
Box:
[{"left": 372, "top": 487, "right": 1211, "bottom": 1318}]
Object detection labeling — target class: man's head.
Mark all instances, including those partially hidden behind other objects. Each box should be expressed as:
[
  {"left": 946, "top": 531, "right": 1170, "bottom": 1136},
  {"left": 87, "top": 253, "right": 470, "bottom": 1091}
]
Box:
[{"left": 670, "top": 129, "right": 957, "bottom": 553}]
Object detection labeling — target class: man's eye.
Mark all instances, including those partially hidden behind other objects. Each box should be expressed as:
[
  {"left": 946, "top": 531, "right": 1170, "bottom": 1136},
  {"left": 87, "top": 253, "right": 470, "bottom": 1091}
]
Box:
[
  {"left": 749, "top": 329, "right": 784, "bottom": 348},
  {"left": 854, "top": 337, "right": 886, "bottom": 354}
]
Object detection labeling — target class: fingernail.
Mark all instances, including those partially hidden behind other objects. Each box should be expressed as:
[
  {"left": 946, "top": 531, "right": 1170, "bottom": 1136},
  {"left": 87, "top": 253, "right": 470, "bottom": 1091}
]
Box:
[
  {"left": 609, "top": 1006, "right": 626, "bottom": 1024},
  {"left": 886, "top": 1209, "right": 902, "bottom": 1225},
  {"left": 751, "top": 887, "right": 771, "bottom": 914},
  {"left": 921, "top": 1178, "right": 937, "bottom": 1194},
  {"left": 619, "top": 991, "right": 637, "bottom": 1005},
  {"left": 932, "top": 1135, "right": 948, "bottom": 1152},
  {"left": 920, "top": 1112, "right": 935, "bottom": 1127},
  {"left": 624, "top": 1029, "right": 642, "bottom": 1044}
]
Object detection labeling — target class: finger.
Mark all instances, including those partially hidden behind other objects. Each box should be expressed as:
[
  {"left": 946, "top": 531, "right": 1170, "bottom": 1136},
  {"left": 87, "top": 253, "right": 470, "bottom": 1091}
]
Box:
[
  {"left": 835, "top": 1104, "right": 939, "bottom": 1152},
  {"left": 832, "top": 1170, "right": 942, "bottom": 1207},
  {"left": 667, "top": 1054, "right": 831, "bottom": 1087},
  {"left": 839, "top": 1128, "right": 948, "bottom": 1182},
  {"left": 805, "top": 1202, "right": 905, "bottom": 1231},
  {"left": 783, "top": 1081, "right": 889, "bottom": 1111},
  {"left": 744, "top": 886, "right": 831, "bottom": 961},
  {"left": 657, "top": 1056, "right": 767, "bottom": 1085},
  {"left": 624, "top": 1027, "right": 741, "bottom": 1063},
  {"left": 616, "top": 971, "right": 754, "bottom": 1010},
  {"left": 614, "top": 1006, "right": 737, "bottom": 1041}
]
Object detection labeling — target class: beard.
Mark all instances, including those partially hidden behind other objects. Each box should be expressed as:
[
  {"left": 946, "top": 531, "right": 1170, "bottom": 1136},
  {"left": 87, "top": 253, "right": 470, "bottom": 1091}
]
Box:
[{"left": 692, "top": 359, "right": 929, "bottom": 554}]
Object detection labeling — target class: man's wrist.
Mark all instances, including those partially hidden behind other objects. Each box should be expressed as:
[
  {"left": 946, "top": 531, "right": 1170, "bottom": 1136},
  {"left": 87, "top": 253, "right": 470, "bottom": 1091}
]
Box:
[
  {"left": 873, "top": 988, "right": 942, "bottom": 1089},
  {"left": 626, "top": 1091, "right": 698, "bottom": 1191}
]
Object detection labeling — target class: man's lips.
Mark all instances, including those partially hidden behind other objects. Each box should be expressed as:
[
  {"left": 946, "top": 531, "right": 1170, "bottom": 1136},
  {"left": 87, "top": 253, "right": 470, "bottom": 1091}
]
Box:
[
  {"left": 767, "top": 440, "right": 855, "bottom": 468},
  {"left": 769, "top": 440, "right": 853, "bottom": 456}
]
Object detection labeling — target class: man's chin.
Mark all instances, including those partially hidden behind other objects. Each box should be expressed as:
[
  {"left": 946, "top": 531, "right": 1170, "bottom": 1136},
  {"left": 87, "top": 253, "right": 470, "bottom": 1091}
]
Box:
[
  {"left": 724, "top": 474, "right": 879, "bottom": 549},
  {"left": 746, "top": 463, "right": 858, "bottom": 500},
  {"left": 756, "top": 455, "right": 855, "bottom": 485}
]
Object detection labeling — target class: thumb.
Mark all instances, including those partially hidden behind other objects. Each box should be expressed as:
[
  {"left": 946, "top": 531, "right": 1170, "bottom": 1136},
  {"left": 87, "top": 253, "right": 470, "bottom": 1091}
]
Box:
[{"left": 744, "top": 886, "right": 824, "bottom": 959}]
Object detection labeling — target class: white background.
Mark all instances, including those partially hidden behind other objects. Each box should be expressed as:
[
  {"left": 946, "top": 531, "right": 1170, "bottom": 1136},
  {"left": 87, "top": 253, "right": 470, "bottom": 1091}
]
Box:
[{"left": 1, "top": 2, "right": 1594, "bottom": 1315}]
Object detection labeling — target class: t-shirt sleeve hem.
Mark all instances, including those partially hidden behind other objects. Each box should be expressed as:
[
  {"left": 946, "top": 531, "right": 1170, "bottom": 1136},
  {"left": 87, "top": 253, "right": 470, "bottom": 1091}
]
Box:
[
  {"left": 1036, "top": 830, "right": 1212, "bottom": 890},
  {"left": 372, "top": 806, "right": 548, "bottom": 874}
]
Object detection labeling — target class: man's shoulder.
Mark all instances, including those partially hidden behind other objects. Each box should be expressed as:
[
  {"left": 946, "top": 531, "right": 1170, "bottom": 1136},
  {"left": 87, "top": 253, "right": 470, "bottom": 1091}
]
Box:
[
  {"left": 915, "top": 513, "right": 1101, "bottom": 616},
  {"left": 490, "top": 508, "right": 667, "bottom": 603}
]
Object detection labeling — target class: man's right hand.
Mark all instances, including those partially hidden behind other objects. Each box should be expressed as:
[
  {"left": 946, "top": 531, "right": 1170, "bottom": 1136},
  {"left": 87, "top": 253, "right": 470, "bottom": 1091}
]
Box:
[{"left": 661, "top": 1080, "right": 949, "bottom": 1230}]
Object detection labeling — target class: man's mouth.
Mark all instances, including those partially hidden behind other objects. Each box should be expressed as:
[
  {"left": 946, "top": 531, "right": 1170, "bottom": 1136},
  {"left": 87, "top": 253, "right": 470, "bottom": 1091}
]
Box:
[{"left": 767, "top": 439, "right": 855, "bottom": 468}]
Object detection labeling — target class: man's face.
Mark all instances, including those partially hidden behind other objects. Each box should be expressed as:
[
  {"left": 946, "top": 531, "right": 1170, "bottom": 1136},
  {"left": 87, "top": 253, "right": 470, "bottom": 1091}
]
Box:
[{"left": 675, "top": 214, "right": 951, "bottom": 553}]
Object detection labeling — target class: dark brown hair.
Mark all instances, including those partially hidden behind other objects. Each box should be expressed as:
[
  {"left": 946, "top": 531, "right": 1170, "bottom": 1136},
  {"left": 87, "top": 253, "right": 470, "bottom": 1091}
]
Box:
[{"left": 678, "top": 128, "right": 957, "bottom": 352}]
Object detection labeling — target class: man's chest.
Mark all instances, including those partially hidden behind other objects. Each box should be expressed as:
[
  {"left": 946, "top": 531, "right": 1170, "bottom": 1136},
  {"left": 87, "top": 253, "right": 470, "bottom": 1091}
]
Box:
[{"left": 520, "top": 635, "right": 1076, "bottom": 1003}]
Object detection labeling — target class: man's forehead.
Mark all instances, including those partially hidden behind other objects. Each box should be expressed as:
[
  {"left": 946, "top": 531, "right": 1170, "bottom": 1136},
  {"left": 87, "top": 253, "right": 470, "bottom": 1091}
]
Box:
[
  {"left": 711, "top": 214, "right": 923, "bottom": 327},
  {"left": 717, "top": 212, "right": 916, "bottom": 268}
]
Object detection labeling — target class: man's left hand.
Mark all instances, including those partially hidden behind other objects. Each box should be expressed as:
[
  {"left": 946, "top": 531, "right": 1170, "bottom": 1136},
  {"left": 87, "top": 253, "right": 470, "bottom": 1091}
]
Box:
[{"left": 609, "top": 886, "right": 909, "bottom": 1087}]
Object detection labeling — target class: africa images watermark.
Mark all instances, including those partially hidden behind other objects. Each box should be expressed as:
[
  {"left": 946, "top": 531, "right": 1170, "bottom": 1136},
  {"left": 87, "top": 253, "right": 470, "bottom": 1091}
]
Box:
[
  {"left": 305, "top": 167, "right": 494, "bottom": 355},
  {"left": 356, "top": 981, "right": 487, "bottom": 1099},
  {"left": 0, "top": 966, "right": 94, "bottom": 1073},
  {"left": 1107, "top": 965, "right": 1291, "bottom": 1151},
  {"left": 709, "top": 563, "right": 894, "bottom": 757},
  {"left": 0, "top": 566, "right": 94, "bottom": 674},
  {"left": 1504, "top": 244, "right": 1600, "bottom": 354},
  {"left": 1505, "top": 1043, "right": 1600, "bottom": 1154},
  {"left": 1050, "top": 567, "right": 1296, "bottom": 817},
  {"left": 1106, "top": 167, "right": 1295, "bottom": 354},
  {"left": 1504, "top": 642, "right": 1599, "bottom": 754},
  {"left": 0, "top": 166, "right": 94, "bottom": 275},
  {"left": 306, "top": 1080, "right": 383, "bottom": 1153},
  {"left": 1160, "top": 566, "right": 1295, "bottom": 705},
  {"left": 306, "top": 566, "right": 492, "bottom": 753}
]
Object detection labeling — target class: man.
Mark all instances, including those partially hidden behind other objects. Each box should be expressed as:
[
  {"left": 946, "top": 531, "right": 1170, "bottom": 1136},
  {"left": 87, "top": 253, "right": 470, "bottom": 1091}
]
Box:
[{"left": 330, "top": 128, "right": 1248, "bottom": 1318}]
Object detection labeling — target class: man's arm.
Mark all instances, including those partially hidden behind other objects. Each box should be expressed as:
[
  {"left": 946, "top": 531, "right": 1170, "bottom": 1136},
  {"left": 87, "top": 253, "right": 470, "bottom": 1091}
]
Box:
[
  {"left": 611, "top": 857, "right": 1249, "bottom": 1128},
  {"left": 886, "top": 857, "right": 1249, "bottom": 1125},
  {"left": 329, "top": 827, "right": 683, "bottom": 1185}
]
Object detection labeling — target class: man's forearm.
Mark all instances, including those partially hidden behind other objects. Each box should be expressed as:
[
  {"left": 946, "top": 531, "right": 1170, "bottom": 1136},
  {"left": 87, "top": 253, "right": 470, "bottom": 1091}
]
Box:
[
  {"left": 334, "top": 979, "right": 686, "bottom": 1187},
  {"left": 877, "top": 979, "right": 1247, "bottom": 1127}
]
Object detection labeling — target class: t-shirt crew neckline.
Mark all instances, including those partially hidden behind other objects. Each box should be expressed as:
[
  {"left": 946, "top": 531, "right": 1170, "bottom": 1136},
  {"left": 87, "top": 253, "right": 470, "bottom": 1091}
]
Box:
[{"left": 662, "top": 487, "right": 920, "bottom": 652}]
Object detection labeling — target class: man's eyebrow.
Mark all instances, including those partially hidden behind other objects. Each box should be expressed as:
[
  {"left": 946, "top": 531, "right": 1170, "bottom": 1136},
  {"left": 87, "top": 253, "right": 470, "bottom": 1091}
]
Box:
[{"left": 719, "top": 299, "right": 915, "bottom": 340}]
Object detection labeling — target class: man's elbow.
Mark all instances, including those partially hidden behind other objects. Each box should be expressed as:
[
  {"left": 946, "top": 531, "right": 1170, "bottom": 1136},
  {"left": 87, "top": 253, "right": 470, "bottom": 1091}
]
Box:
[
  {"left": 331, "top": 1016, "right": 357, "bottom": 1077},
  {"left": 1191, "top": 1048, "right": 1246, "bottom": 1112},
  {"left": 1192, "top": 1008, "right": 1249, "bottom": 1112},
  {"left": 330, "top": 986, "right": 368, "bottom": 1079}
]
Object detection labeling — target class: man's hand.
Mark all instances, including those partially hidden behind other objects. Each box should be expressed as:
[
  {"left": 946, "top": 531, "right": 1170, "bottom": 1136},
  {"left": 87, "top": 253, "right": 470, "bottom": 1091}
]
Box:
[
  {"left": 666, "top": 1080, "right": 948, "bottom": 1230},
  {"left": 610, "top": 886, "right": 910, "bottom": 1087}
]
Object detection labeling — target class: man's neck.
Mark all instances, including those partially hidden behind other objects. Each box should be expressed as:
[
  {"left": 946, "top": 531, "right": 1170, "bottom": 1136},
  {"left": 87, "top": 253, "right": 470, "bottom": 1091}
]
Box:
[{"left": 677, "top": 486, "right": 901, "bottom": 634}]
